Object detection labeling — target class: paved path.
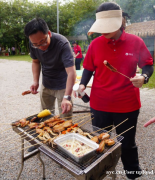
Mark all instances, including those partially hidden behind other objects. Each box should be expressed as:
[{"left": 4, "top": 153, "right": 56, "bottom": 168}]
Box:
[{"left": 0, "top": 59, "right": 155, "bottom": 180}]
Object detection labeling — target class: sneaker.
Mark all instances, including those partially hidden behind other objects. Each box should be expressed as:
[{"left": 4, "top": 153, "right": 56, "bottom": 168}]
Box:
[{"left": 27, "top": 146, "right": 37, "bottom": 152}]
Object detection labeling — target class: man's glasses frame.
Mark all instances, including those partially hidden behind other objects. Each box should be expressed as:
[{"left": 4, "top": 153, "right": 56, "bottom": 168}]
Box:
[{"left": 31, "top": 34, "right": 49, "bottom": 48}]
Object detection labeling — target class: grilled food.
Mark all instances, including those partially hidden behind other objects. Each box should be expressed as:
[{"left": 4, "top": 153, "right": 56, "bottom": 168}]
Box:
[
  {"left": 22, "top": 90, "right": 31, "bottom": 96},
  {"left": 37, "top": 109, "right": 51, "bottom": 118},
  {"left": 98, "top": 132, "right": 110, "bottom": 141},
  {"left": 96, "top": 140, "right": 105, "bottom": 153},
  {"left": 91, "top": 136, "right": 99, "bottom": 143},
  {"left": 104, "top": 139, "right": 115, "bottom": 146}
]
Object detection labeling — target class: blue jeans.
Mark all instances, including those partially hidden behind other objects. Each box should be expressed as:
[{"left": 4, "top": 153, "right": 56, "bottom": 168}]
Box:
[{"left": 75, "top": 58, "right": 83, "bottom": 70}]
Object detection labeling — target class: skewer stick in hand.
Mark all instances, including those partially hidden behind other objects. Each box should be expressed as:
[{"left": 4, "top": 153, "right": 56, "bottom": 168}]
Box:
[
  {"left": 113, "top": 126, "right": 134, "bottom": 140},
  {"left": 104, "top": 60, "right": 130, "bottom": 79},
  {"left": 107, "top": 118, "right": 129, "bottom": 133}
]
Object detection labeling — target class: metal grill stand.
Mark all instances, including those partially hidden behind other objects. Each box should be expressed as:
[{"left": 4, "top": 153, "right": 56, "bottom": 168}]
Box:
[{"left": 12, "top": 115, "right": 122, "bottom": 180}]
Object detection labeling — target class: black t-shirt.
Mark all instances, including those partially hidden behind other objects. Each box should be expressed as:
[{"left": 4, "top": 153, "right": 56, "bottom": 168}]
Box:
[{"left": 30, "top": 32, "right": 74, "bottom": 90}]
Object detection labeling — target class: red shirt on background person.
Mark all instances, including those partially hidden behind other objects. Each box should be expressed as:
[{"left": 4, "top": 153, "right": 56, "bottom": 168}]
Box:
[{"left": 72, "top": 41, "right": 83, "bottom": 70}]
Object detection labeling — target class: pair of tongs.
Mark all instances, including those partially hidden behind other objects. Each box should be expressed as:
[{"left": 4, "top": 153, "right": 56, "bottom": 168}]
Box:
[{"left": 103, "top": 60, "right": 130, "bottom": 79}]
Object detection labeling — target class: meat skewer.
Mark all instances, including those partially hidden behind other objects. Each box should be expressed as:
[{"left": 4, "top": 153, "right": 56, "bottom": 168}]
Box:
[
  {"left": 22, "top": 90, "right": 31, "bottom": 95},
  {"left": 105, "top": 126, "right": 134, "bottom": 147},
  {"left": 90, "top": 125, "right": 113, "bottom": 135},
  {"left": 103, "top": 60, "right": 130, "bottom": 79}
]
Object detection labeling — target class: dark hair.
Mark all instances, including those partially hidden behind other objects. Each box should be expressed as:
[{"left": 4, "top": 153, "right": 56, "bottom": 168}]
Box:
[
  {"left": 72, "top": 41, "right": 78, "bottom": 45},
  {"left": 96, "top": 2, "right": 121, "bottom": 13},
  {"left": 122, "top": 12, "right": 131, "bottom": 19},
  {"left": 24, "top": 18, "right": 49, "bottom": 38}
]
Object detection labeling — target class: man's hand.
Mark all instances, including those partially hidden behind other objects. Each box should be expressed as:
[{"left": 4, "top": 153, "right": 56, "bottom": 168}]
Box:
[
  {"left": 144, "top": 117, "right": 155, "bottom": 127},
  {"left": 130, "top": 75, "right": 145, "bottom": 88},
  {"left": 30, "top": 82, "right": 39, "bottom": 94},
  {"left": 61, "top": 98, "right": 72, "bottom": 114}
]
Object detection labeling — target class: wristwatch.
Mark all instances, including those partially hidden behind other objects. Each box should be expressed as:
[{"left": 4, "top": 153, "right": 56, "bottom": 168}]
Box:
[
  {"left": 63, "top": 95, "right": 71, "bottom": 101},
  {"left": 140, "top": 74, "right": 149, "bottom": 84}
]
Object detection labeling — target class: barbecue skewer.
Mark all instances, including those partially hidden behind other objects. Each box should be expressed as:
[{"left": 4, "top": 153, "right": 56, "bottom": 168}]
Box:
[
  {"left": 0, "top": 128, "right": 35, "bottom": 144},
  {"left": 7, "top": 135, "right": 40, "bottom": 152},
  {"left": 107, "top": 118, "right": 129, "bottom": 133},
  {"left": 90, "top": 125, "right": 113, "bottom": 135},
  {"left": 104, "top": 60, "right": 130, "bottom": 79},
  {"left": 17, "top": 142, "right": 42, "bottom": 152},
  {"left": 112, "top": 126, "right": 134, "bottom": 140},
  {"left": 79, "top": 117, "right": 94, "bottom": 128}
]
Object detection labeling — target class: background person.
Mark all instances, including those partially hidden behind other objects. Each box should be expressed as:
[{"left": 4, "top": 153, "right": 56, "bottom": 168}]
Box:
[
  {"left": 73, "top": 2, "right": 154, "bottom": 180},
  {"left": 11, "top": 46, "right": 15, "bottom": 55},
  {"left": 72, "top": 41, "right": 83, "bottom": 70},
  {"left": 24, "top": 17, "right": 76, "bottom": 117}
]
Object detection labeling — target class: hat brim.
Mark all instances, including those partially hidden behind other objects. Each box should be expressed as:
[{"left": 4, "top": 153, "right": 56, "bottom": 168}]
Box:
[{"left": 88, "top": 17, "right": 122, "bottom": 36}]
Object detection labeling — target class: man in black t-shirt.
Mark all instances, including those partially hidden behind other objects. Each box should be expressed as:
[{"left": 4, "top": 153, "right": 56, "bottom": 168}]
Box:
[{"left": 24, "top": 18, "right": 76, "bottom": 117}]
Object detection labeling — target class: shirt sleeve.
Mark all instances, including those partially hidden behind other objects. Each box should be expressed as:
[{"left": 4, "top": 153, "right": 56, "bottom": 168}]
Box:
[
  {"left": 83, "top": 43, "right": 95, "bottom": 71},
  {"left": 138, "top": 40, "right": 153, "bottom": 68},
  {"left": 61, "top": 42, "right": 75, "bottom": 68}
]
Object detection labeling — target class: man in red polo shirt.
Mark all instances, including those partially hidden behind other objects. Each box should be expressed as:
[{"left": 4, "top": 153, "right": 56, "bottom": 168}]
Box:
[
  {"left": 72, "top": 41, "right": 83, "bottom": 70},
  {"left": 74, "top": 2, "right": 154, "bottom": 180}
]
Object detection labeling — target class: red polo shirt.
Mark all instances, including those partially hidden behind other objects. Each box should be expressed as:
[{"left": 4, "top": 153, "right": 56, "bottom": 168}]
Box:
[
  {"left": 73, "top": 45, "right": 83, "bottom": 58},
  {"left": 83, "top": 30, "right": 153, "bottom": 113}
]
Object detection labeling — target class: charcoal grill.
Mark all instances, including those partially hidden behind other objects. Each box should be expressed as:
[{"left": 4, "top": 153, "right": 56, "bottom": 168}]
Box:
[{"left": 12, "top": 113, "right": 123, "bottom": 180}]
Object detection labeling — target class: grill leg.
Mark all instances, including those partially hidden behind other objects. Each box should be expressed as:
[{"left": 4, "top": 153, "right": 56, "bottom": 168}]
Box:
[
  {"left": 37, "top": 151, "right": 46, "bottom": 179},
  {"left": 17, "top": 138, "right": 24, "bottom": 180}
]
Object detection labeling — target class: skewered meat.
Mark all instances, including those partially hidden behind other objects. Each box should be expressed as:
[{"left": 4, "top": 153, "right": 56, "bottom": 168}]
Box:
[
  {"left": 37, "top": 122, "right": 45, "bottom": 129},
  {"left": 82, "top": 132, "right": 93, "bottom": 139},
  {"left": 47, "top": 120, "right": 65, "bottom": 127},
  {"left": 62, "top": 120, "right": 73, "bottom": 128},
  {"left": 22, "top": 90, "right": 31, "bottom": 95},
  {"left": 103, "top": 60, "right": 117, "bottom": 72},
  {"left": 12, "top": 118, "right": 29, "bottom": 127},
  {"left": 36, "top": 128, "right": 44, "bottom": 134},
  {"left": 30, "top": 116, "right": 38, "bottom": 122},
  {"left": 91, "top": 136, "right": 99, "bottom": 143},
  {"left": 43, "top": 127, "right": 57, "bottom": 136},
  {"left": 44, "top": 116, "right": 61, "bottom": 124},
  {"left": 28, "top": 122, "right": 39, "bottom": 129},
  {"left": 104, "top": 139, "right": 115, "bottom": 146},
  {"left": 71, "top": 127, "right": 84, "bottom": 135},
  {"left": 53, "top": 124, "right": 65, "bottom": 133},
  {"left": 98, "top": 132, "right": 110, "bottom": 141},
  {"left": 96, "top": 140, "right": 105, "bottom": 153}
]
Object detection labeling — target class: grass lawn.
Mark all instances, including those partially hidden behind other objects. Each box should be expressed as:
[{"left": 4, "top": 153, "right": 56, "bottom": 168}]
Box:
[
  {"left": 0, "top": 55, "right": 155, "bottom": 89},
  {"left": 0, "top": 55, "right": 32, "bottom": 62}
]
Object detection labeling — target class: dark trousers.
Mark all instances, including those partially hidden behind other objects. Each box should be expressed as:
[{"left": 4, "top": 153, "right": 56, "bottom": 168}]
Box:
[
  {"left": 91, "top": 108, "right": 142, "bottom": 179},
  {"left": 75, "top": 58, "right": 83, "bottom": 70}
]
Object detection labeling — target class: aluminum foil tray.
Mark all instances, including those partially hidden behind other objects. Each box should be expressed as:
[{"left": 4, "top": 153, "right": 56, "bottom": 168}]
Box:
[{"left": 54, "top": 133, "right": 99, "bottom": 163}]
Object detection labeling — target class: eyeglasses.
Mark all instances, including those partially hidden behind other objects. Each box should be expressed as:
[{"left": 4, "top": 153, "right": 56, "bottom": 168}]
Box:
[{"left": 31, "top": 35, "right": 49, "bottom": 48}]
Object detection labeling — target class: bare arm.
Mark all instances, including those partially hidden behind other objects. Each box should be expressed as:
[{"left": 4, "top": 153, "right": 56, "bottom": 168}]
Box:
[
  {"left": 30, "top": 59, "right": 41, "bottom": 94},
  {"left": 61, "top": 66, "right": 76, "bottom": 113},
  {"left": 144, "top": 117, "right": 155, "bottom": 127},
  {"left": 74, "top": 52, "right": 79, "bottom": 58}
]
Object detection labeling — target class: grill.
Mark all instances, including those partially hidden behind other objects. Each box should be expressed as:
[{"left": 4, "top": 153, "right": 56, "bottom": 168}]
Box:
[{"left": 12, "top": 113, "right": 123, "bottom": 180}]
